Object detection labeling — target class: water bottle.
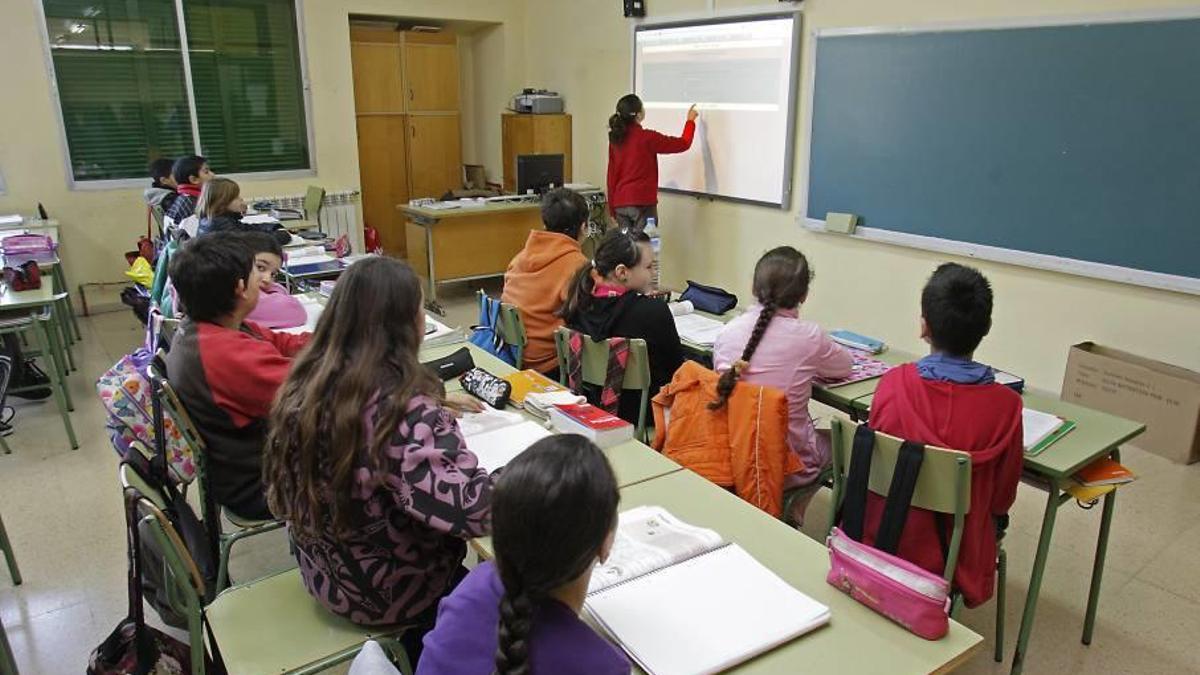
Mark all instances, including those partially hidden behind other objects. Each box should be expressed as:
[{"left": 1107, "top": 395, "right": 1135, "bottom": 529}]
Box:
[{"left": 644, "top": 216, "right": 661, "bottom": 289}]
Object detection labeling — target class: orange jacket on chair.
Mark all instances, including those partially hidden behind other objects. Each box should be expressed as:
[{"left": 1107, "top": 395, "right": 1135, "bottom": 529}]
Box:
[{"left": 652, "top": 361, "right": 802, "bottom": 517}]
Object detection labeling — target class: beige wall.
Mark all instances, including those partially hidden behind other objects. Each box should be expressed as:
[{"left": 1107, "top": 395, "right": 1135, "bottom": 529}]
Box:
[
  {"left": 522, "top": 0, "right": 1200, "bottom": 392},
  {"left": 0, "top": 0, "right": 524, "bottom": 303}
]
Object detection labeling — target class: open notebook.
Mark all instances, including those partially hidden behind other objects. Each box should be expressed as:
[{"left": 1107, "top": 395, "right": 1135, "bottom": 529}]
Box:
[
  {"left": 1022, "top": 407, "right": 1076, "bottom": 455},
  {"left": 670, "top": 303, "right": 726, "bottom": 347},
  {"left": 586, "top": 506, "right": 830, "bottom": 675},
  {"left": 459, "top": 408, "right": 550, "bottom": 473}
]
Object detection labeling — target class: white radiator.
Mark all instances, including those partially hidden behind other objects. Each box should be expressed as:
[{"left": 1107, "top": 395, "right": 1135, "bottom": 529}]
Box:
[{"left": 248, "top": 189, "right": 363, "bottom": 253}]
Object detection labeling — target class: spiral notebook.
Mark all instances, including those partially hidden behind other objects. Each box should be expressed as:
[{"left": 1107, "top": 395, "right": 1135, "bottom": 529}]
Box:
[{"left": 585, "top": 507, "right": 831, "bottom": 675}]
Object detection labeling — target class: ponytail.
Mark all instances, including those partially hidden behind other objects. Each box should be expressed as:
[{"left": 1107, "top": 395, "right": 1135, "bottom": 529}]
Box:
[
  {"left": 710, "top": 302, "right": 776, "bottom": 410},
  {"left": 608, "top": 94, "right": 644, "bottom": 145},
  {"left": 494, "top": 585, "right": 535, "bottom": 675},
  {"left": 557, "top": 228, "right": 649, "bottom": 322},
  {"left": 558, "top": 260, "right": 598, "bottom": 322}
]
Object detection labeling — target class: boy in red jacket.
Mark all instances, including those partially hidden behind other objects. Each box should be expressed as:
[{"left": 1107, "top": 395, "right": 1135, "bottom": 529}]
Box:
[
  {"left": 865, "top": 263, "right": 1023, "bottom": 607},
  {"left": 163, "top": 233, "right": 310, "bottom": 520}
]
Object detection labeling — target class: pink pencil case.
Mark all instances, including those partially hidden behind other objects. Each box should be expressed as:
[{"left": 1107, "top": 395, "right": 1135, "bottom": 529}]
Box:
[
  {"left": 1, "top": 234, "right": 55, "bottom": 255},
  {"left": 826, "top": 526, "right": 951, "bottom": 640}
]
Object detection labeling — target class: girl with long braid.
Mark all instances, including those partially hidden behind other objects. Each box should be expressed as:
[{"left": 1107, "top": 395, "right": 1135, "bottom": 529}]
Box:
[
  {"left": 712, "top": 247, "right": 853, "bottom": 524},
  {"left": 419, "top": 435, "right": 629, "bottom": 675}
]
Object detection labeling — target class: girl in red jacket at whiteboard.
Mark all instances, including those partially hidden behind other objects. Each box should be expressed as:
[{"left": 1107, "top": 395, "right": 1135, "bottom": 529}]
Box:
[{"left": 606, "top": 94, "right": 698, "bottom": 232}]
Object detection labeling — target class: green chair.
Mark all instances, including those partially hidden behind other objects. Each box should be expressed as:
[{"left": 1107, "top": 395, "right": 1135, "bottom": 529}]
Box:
[
  {"left": 826, "top": 417, "right": 1007, "bottom": 662},
  {"left": 0, "top": 308, "right": 77, "bottom": 450},
  {"left": 0, "top": 459, "right": 21, "bottom": 674},
  {"left": 477, "top": 290, "right": 528, "bottom": 370},
  {"left": 147, "top": 360, "right": 284, "bottom": 592},
  {"left": 553, "top": 326, "right": 652, "bottom": 442},
  {"left": 122, "top": 465, "right": 412, "bottom": 675},
  {"left": 293, "top": 186, "right": 326, "bottom": 233}
]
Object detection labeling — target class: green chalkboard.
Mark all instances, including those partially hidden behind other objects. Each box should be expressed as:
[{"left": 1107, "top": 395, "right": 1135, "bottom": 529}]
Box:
[{"left": 807, "top": 17, "right": 1200, "bottom": 284}]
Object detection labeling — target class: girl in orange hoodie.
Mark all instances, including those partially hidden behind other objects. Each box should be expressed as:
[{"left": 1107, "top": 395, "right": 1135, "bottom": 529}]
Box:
[{"left": 501, "top": 188, "right": 590, "bottom": 374}]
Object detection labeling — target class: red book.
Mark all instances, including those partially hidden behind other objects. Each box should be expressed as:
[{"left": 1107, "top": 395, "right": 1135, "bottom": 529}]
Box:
[
  {"left": 1074, "top": 457, "right": 1136, "bottom": 487},
  {"left": 549, "top": 403, "right": 635, "bottom": 448}
]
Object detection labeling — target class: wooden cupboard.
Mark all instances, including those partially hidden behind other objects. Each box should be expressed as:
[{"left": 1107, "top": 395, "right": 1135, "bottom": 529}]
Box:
[{"left": 501, "top": 113, "right": 573, "bottom": 193}]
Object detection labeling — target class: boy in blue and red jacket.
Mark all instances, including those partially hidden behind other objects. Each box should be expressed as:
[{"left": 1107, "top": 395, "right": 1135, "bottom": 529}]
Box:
[
  {"left": 864, "top": 263, "right": 1023, "bottom": 608},
  {"left": 163, "top": 233, "right": 310, "bottom": 520}
]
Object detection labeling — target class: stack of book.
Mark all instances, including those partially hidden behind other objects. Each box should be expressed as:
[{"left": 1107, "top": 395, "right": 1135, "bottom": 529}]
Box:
[{"left": 548, "top": 403, "right": 634, "bottom": 448}]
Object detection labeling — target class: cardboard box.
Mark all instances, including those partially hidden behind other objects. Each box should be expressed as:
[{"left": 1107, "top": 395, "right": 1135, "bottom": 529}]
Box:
[{"left": 1062, "top": 342, "right": 1200, "bottom": 464}]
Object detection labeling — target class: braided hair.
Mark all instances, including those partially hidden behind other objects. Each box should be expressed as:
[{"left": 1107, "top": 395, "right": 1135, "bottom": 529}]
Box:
[
  {"left": 608, "top": 94, "right": 644, "bottom": 144},
  {"left": 710, "top": 246, "right": 813, "bottom": 410},
  {"left": 493, "top": 435, "right": 619, "bottom": 675}
]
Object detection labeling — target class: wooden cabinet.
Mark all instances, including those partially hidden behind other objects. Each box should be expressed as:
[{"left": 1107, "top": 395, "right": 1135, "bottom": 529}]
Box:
[
  {"left": 501, "top": 113, "right": 573, "bottom": 193},
  {"left": 402, "top": 33, "right": 460, "bottom": 112},
  {"left": 355, "top": 115, "right": 409, "bottom": 256},
  {"left": 407, "top": 114, "right": 462, "bottom": 200},
  {"left": 350, "top": 27, "right": 463, "bottom": 258}
]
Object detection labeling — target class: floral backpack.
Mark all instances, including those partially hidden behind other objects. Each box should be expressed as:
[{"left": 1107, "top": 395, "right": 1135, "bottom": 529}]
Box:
[{"left": 96, "top": 313, "right": 195, "bottom": 485}]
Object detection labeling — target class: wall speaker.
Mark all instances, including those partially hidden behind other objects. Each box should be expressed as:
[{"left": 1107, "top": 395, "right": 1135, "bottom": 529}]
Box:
[{"left": 624, "top": 0, "right": 646, "bottom": 18}]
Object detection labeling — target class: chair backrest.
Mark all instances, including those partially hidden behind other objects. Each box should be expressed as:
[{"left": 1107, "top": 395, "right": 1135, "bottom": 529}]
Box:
[
  {"left": 828, "top": 416, "right": 972, "bottom": 582},
  {"left": 496, "top": 301, "right": 527, "bottom": 368},
  {"left": 0, "top": 356, "right": 12, "bottom": 411},
  {"left": 553, "top": 326, "right": 651, "bottom": 390},
  {"left": 151, "top": 204, "right": 166, "bottom": 237},
  {"left": 303, "top": 186, "right": 325, "bottom": 223},
  {"left": 147, "top": 355, "right": 215, "bottom": 522}
]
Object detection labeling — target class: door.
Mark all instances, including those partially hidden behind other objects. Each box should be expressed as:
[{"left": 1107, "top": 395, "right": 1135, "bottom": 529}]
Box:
[
  {"left": 406, "top": 114, "right": 462, "bottom": 200},
  {"left": 355, "top": 115, "right": 409, "bottom": 257},
  {"left": 403, "top": 42, "right": 460, "bottom": 112}
]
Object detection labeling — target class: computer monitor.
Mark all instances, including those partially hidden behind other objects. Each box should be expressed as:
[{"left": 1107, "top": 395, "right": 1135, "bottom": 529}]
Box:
[{"left": 516, "top": 154, "right": 565, "bottom": 195}]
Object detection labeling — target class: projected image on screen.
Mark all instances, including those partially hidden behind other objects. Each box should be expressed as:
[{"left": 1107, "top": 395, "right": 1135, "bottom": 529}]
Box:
[{"left": 634, "top": 16, "right": 797, "bottom": 206}]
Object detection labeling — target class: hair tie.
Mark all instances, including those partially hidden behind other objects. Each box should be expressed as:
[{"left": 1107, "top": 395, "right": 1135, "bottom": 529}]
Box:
[
  {"left": 731, "top": 359, "right": 750, "bottom": 376},
  {"left": 590, "top": 259, "right": 596, "bottom": 269}
]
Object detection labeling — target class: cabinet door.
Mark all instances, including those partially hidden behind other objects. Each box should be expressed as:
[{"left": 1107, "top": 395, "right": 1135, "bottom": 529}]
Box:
[
  {"left": 403, "top": 42, "right": 460, "bottom": 112},
  {"left": 356, "top": 115, "right": 409, "bottom": 257},
  {"left": 532, "top": 115, "right": 573, "bottom": 183},
  {"left": 350, "top": 42, "right": 404, "bottom": 114},
  {"left": 406, "top": 115, "right": 462, "bottom": 200}
]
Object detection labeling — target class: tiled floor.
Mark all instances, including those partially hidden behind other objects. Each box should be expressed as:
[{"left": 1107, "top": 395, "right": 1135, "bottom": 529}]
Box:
[{"left": 1, "top": 287, "right": 1198, "bottom": 674}]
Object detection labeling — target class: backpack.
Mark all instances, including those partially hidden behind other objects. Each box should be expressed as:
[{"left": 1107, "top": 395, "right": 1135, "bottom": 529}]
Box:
[
  {"left": 468, "top": 293, "right": 518, "bottom": 366},
  {"left": 96, "top": 323, "right": 195, "bottom": 485}
]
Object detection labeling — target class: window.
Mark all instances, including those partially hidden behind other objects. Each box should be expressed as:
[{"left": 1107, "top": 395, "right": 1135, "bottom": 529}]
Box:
[{"left": 41, "top": 0, "right": 310, "bottom": 183}]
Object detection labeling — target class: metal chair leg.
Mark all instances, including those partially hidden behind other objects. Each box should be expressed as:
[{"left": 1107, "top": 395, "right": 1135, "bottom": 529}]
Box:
[
  {"left": 33, "top": 318, "right": 77, "bottom": 450},
  {"left": 0, "top": 617, "right": 18, "bottom": 675},
  {"left": 0, "top": 512, "right": 22, "bottom": 586}
]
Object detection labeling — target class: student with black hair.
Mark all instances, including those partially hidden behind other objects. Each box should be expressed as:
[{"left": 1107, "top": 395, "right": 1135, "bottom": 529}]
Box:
[
  {"left": 144, "top": 157, "right": 178, "bottom": 211},
  {"left": 501, "top": 188, "right": 590, "bottom": 374},
  {"left": 606, "top": 93, "right": 698, "bottom": 232},
  {"left": 560, "top": 228, "right": 684, "bottom": 424},
  {"left": 418, "top": 434, "right": 630, "bottom": 675},
  {"left": 857, "top": 262, "right": 1023, "bottom": 608},
  {"left": 713, "top": 246, "right": 852, "bottom": 523},
  {"left": 163, "top": 233, "right": 310, "bottom": 521},
  {"left": 165, "top": 154, "right": 213, "bottom": 223}
]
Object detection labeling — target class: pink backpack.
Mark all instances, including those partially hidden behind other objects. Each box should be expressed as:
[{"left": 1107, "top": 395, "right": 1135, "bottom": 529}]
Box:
[
  {"left": 826, "top": 425, "right": 952, "bottom": 640},
  {"left": 246, "top": 282, "right": 307, "bottom": 329}
]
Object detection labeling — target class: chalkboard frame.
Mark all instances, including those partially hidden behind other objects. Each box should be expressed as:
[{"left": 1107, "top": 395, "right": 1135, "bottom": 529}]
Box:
[
  {"left": 630, "top": 10, "right": 803, "bottom": 209},
  {"left": 798, "top": 8, "right": 1200, "bottom": 296}
]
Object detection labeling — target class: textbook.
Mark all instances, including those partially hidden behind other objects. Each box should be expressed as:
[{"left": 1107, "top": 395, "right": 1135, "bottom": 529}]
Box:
[
  {"left": 502, "top": 369, "right": 567, "bottom": 407},
  {"left": 548, "top": 403, "right": 634, "bottom": 448},
  {"left": 459, "top": 408, "right": 551, "bottom": 473},
  {"left": 586, "top": 506, "right": 831, "bottom": 675},
  {"left": 1022, "top": 408, "right": 1076, "bottom": 455},
  {"left": 670, "top": 302, "right": 725, "bottom": 347},
  {"left": 1074, "top": 457, "right": 1136, "bottom": 487},
  {"left": 830, "top": 329, "right": 886, "bottom": 354}
]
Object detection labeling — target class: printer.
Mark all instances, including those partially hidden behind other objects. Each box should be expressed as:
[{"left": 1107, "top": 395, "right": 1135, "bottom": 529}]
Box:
[{"left": 512, "top": 88, "right": 564, "bottom": 114}]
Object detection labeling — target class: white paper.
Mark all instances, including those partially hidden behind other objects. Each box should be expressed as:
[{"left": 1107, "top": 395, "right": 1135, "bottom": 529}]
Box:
[
  {"left": 588, "top": 506, "right": 724, "bottom": 595},
  {"left": 277, "top": 297, "right": 323, "bottom": 335},
  {"left": 457, "top": 408, "right": 526, "bottom": 437},
  {"left": 674, "top": 312, "right": 725, "bottom": 347},
  {"left": 1022, "top": 407, "right": 1065, "bottom": 450},
  {"left": 587, "top": 544, "right": 830, "bottom": 675},
  {"left": 668, "top": 300, "right": 694, "bottom": 317},
  {"left": 463, "top": 420, "right": 552, "bottom": 473},
  {"left": 424, "top": 315, "right": 455, "bottom": 342},
  {"left": 241, "top": 213, "right": 280, "bottom": 225}
]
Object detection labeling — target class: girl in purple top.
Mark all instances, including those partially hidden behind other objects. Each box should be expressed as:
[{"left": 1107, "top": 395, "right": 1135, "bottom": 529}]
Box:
[
  {"left": 712, "top": 247, "right": 852, "bottom": 525},
  {"left": 263, "top": 257, "right": 491, "bottom": 664},
  {"left": 419, "top": 435, "right": 631, "bottom": 675}
]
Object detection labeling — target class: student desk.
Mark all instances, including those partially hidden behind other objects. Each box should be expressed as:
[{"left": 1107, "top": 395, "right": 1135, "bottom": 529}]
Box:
[
  {"left": 399, "top": 200, "right": 544, "bottom": 307},
  {"left": 418, "top": 341, "right": 683, "bottom": 490},
  {"left": 473, "top": 469, "right": 983, "bottom": 674}
]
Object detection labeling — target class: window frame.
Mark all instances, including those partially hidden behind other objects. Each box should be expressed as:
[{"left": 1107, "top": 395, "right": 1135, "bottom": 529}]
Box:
[{"left": 35, "top": 0, "right": 318, "bottom": 190}]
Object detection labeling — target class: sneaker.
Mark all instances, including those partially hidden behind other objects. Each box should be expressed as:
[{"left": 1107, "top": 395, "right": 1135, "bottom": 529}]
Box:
[
  {"left": 10, "top": 360, "right": 52, "bottom": 401},
  {"left": 0, "top": 406, "right": 13, "bottom": 437}
]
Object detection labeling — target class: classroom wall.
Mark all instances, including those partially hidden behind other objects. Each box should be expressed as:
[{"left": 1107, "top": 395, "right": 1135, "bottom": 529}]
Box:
[
  {"left": 522, "top": 0, "right": 1200, "bottom": 393},
  {"left": 0, "top": 0, "right": 524, "bottom": 305}
]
